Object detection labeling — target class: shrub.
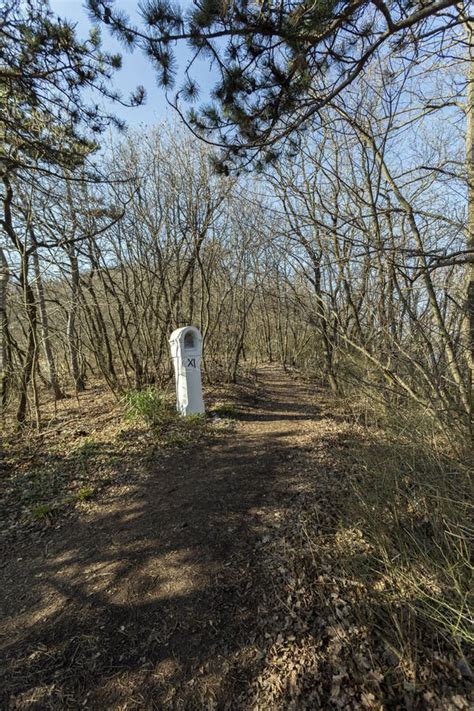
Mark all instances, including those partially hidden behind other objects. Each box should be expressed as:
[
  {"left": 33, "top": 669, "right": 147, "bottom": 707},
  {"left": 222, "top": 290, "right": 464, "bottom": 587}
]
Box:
[
  {"left": 123, "top": 388, "right": 209, "bottom": 447},
  {"left": 31, "top": 503, "right": 53, "bottom": 520},
  {"left": 123, "top": 388, "right": 176, "bottom": 429},
  {"left": 350, "top": 434, "right": 473, "bottom": 648}
]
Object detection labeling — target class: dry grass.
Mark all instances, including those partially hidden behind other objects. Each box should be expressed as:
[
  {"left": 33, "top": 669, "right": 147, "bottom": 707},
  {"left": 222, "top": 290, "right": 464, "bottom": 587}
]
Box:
[
  {"left": 246, "top": 389, "right": 473, "bottom": 709},
  {"left": 349, "top": 432, "right": 472, "bottom": 643},
  {"left": 338, "top": 384, "right": 473, "bottom": 645}
]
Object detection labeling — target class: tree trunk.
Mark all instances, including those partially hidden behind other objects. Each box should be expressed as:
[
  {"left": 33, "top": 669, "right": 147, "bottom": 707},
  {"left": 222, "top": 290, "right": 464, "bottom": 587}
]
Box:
[
  {"left": 17, "top": 273, "right": 38, "bottom": 425},
  {"left": 466, "top": 18, "right": 474, "bottom": 429},
  {"left": 31, "top": 238, "right": 64, "bottom": 400},
  {"left": 0, "top": 247, "right": 10, "bottom": 414},
  {"left": 67, "top": 245, "right": 85, "bottom": 392}
]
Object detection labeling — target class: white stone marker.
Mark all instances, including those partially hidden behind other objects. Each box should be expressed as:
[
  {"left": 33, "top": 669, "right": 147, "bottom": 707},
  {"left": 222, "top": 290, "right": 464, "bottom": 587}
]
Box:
[{"left": 169, "top": 326, "right": 205, "bottom": 416}]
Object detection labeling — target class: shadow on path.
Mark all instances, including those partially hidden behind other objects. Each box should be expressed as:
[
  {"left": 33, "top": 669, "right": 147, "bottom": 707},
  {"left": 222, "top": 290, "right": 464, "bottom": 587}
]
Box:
[{"left": 1, "top": 367, "right": 321, "bottom": 709}]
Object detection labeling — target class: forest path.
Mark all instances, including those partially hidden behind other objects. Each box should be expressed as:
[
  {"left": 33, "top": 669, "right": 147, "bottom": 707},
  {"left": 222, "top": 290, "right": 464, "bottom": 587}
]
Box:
[{"left": 1, "top": 366, "right": 325, "bottom": 709}]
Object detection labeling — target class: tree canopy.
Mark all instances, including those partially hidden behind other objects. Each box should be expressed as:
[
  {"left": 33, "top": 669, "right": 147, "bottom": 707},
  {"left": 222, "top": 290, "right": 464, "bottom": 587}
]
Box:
[{"left": 87, "top": 0, "right": 468, "bottom": 170}]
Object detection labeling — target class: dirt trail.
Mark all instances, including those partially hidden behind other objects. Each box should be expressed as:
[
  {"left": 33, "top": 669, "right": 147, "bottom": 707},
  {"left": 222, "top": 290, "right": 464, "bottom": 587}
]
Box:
[{"left": 1, "top": 366, "right": 322, "bottom": 709}]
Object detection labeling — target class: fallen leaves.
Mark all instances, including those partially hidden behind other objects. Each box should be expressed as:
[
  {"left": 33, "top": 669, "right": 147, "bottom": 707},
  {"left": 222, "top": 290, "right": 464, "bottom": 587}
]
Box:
[{"left": 235, "top": 415, "right": 473, "bottom": 710}]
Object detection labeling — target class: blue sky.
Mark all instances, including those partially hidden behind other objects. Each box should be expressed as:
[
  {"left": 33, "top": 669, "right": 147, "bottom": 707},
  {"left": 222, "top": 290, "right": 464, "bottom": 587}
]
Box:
[{"left": 49, "top": 0, "right": 215, "bottom": 130}]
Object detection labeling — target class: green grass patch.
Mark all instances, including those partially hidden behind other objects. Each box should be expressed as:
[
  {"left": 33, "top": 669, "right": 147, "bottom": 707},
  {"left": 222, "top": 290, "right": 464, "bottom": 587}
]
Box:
[
  {"left": 76, "top": 486, "right": 95, "bottom": 502},
  {"left": 123, "top": 388, "right": 209, "bottom": 447},
  {"left": 123, "top": 388, "right": 175, "bottom": 429},
  {"left": 31, "top": 503, "right": 53, "bottom": 520}
]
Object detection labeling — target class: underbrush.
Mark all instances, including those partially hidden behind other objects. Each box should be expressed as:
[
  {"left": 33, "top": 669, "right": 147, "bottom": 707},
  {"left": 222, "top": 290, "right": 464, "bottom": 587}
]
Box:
[
  {"left": 337, "top": 385, "right": 472, "bottom": 647},
  {"left": 1, "top": 419, "right": 138, "bottom": 529},
  {"left": 335, "top": 392, "right": 473, "bottom": 691},
  {"left": 332, "top": 423, "right": 473, "bottom": 705},
  {"left": 1, "top": 436, "right": 121, "bottom": 534},
  {"left": 2, "top": 386, "right": 206, "bottom": 533},
  {"left": 253, "top": 396, "right": 472, "bottom": 709},
  {"left": 1, "top": 382, "right": 223, "bottom": 535},
  {"left": 350, "top": 433, "right": 472, "bottom": 648}
]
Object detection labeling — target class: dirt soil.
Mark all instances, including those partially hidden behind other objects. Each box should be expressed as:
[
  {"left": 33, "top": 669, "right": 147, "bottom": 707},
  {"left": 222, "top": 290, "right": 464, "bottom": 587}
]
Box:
[
  {"left": 1, "top": 367, "right": 471, "bottom": 710},
  {"left": 0, "top": 367, "right": 324, "bottom": 708}
]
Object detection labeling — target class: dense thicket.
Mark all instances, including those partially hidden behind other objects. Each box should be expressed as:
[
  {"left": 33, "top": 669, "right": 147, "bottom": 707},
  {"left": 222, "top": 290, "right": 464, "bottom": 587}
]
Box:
[
  {"left": 1, "top": 1, "right": 472, "bottom": 442},
  {"left": 2, "top": 95, "right": 470, "bottom": 436}
]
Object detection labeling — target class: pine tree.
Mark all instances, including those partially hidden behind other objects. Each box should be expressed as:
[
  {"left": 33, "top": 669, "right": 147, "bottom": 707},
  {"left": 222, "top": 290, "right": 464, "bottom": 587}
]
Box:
[
  {"left": 1, "top": 0, "right": 145, "bottom": 175},
  {"left": 0, "top": 0, "right": 144, "bottom": 422},
  {"left": 87, "top": 0, "right": 463, "bottom": 170}
]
